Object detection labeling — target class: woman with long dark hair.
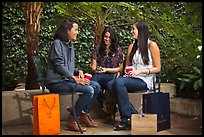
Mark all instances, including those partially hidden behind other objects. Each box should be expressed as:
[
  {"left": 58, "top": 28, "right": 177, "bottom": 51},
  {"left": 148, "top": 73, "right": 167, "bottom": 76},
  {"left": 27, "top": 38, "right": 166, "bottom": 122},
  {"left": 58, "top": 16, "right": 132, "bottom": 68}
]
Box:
[
  {"left": 107, "top": 21, "right": 161, "bottom": 131},
  {"left": 91, "top": 26, "right": 123, "bottom": 113}
]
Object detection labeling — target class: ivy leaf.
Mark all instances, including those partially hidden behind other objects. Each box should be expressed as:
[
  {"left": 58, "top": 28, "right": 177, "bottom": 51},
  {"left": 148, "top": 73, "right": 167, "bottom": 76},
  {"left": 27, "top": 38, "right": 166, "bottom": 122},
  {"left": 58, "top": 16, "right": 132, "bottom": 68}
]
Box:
[
  {"left": 194, "top": 78, "right": 202, "bottom": 91},
  {"left": 178, "top": 78, "right": 191, "bottom": 82},
  {"left": 193, "top": 66, "right": 201, "bottom": 75}
]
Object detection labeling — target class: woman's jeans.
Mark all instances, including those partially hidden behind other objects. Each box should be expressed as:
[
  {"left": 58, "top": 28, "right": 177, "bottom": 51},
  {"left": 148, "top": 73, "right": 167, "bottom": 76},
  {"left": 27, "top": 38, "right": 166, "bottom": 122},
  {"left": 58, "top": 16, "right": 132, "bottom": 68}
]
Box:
[
  {"left": 91, "top": 73, "right": 115, "bottom": 106},
  {"left": 46, "top": 80, "right": 101, "bottom": 117},
  {"left": 107, "top": 76, "right": 148, "bottom": 125}
]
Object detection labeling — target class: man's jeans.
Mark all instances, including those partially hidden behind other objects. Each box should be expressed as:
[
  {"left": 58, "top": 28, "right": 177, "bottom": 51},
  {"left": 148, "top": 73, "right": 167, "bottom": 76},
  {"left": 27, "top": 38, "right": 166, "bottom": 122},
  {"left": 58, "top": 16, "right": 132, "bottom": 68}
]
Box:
[
  {"left": 46, "top": 80, "right": 101, "bottom": 116},
  {"left": 107, "top": 76, "right": 148, "bottom": 125}
]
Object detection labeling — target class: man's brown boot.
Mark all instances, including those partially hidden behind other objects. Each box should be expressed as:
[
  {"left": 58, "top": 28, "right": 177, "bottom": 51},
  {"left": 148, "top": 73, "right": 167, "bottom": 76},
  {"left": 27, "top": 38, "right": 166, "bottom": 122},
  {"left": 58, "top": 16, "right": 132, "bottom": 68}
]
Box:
[
  {"left": 79, "top": 113, "right": 98, "bottom": 127},
  {"left": 66, "top": 115, "right": 87, "bottom": 132}
]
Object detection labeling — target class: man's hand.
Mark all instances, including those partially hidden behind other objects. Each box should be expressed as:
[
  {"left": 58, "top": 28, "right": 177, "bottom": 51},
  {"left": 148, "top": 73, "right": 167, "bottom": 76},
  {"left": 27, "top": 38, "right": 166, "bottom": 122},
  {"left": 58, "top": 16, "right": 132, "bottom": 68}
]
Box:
[
  {"left": 74, "top": 76, "right": 90, "bottom": 85},
  {"left": 78, "top": 70, "right": 84, "bottom": 79}
]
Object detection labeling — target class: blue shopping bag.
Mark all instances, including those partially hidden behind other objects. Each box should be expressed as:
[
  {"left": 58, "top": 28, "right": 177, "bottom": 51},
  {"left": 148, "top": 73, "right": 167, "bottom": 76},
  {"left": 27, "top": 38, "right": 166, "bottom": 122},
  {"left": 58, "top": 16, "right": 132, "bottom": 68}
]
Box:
[{"left": 142, "top": 92, "right": 170, "bottom": 131}]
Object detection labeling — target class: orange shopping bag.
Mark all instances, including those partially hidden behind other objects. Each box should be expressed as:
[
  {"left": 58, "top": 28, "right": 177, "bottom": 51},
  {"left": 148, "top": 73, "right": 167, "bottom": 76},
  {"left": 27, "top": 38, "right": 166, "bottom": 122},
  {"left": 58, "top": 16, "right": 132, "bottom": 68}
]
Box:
[{"left": 33, "top": 94, "right": 60, "bottom": 135}]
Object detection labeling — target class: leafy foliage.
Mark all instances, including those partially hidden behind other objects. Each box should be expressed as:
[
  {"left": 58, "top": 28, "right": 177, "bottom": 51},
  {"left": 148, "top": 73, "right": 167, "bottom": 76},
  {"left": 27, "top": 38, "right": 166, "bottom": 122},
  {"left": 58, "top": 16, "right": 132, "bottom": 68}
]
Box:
[
  {"left": 2, "top": 2, "right": 27, "bottom": 90},
  {"left": 2, "top": 2, "right": 202, "bottom": 99}
]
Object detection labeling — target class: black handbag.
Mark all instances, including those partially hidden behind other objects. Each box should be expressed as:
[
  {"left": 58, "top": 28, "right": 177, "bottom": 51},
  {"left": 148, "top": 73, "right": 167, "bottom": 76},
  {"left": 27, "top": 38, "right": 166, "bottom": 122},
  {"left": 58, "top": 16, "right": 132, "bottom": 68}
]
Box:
[{"left": 142, "top": 91, "right": 171, "bottom": 131}]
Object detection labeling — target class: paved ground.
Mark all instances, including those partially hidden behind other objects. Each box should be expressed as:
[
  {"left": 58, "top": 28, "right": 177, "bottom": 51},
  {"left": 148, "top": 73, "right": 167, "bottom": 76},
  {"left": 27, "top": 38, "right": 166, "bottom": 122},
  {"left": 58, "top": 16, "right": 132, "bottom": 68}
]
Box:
[{"left": 2, "top": 112, "right": 202, "bottom": 135}]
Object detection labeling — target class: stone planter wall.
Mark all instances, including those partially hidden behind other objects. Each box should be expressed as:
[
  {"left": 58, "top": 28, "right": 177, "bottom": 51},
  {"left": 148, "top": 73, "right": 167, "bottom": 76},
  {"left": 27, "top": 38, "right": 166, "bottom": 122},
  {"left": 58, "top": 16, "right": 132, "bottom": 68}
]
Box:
[{"left": 156, "top": 83, "right": 177, "bottom": 98}]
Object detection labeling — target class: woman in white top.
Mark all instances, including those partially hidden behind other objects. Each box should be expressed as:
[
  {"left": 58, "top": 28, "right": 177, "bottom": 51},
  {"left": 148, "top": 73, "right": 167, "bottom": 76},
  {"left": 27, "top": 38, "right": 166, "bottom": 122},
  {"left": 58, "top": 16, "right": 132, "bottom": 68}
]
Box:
[{"left": 107, "top": 21, "right": 161, "bottom": 131}]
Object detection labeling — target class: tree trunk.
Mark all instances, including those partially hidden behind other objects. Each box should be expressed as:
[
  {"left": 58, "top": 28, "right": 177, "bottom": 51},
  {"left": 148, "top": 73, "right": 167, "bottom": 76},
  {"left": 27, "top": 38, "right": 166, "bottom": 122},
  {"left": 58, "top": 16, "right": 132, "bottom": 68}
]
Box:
[
  {"left": 25, "top": 2, "right": 42, "bottom": 90},
  {"left": 93, "top": 20, "right": 104, "bottom": 46}
]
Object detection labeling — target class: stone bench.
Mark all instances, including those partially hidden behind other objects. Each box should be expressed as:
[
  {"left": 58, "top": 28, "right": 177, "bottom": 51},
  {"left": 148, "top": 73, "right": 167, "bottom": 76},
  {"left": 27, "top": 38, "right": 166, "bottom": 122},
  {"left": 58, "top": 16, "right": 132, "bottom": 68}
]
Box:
[
  {"left": 2, "top": 83, "right": 177, "bottom": 126},
  {"left": 3, "top": 83, "right": 202, "bottom": 126},
  {"left": 91, "top": 83, "right": 202, "bottom": 118},
  {"left": 2, "top": 90, "right": 78, "bottom": 126}
]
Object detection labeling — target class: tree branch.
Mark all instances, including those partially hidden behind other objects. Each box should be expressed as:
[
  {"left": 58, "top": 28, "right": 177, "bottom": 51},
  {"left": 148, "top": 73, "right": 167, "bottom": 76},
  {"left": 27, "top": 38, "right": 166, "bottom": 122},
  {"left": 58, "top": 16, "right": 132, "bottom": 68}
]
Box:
[
  {"left": 73, "top": 5, "right": 97, "bottom": 23},
  {"left": 103, "top": 5, "right": 115, "bottom": 22},
  {"left": 111, "top": 22, "right": 133, "bottom": 27}
]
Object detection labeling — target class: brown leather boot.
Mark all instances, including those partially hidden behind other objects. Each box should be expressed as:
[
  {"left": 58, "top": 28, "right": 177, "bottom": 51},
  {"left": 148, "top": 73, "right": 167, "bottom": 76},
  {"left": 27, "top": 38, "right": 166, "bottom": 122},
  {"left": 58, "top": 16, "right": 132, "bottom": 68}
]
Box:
[
  {"left": 66, "top": 115, "right": 87, "bottom": 132},
  {"left": 79, "top": 113, "right": 98, "bottom": 127}
]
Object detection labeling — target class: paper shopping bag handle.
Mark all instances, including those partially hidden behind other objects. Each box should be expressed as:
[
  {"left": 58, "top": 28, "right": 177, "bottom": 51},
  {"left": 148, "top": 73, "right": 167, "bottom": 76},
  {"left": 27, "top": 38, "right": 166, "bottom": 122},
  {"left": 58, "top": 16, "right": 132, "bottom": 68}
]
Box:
[{"left": 44, "top": 97, "right": 56, "bottom": 110}]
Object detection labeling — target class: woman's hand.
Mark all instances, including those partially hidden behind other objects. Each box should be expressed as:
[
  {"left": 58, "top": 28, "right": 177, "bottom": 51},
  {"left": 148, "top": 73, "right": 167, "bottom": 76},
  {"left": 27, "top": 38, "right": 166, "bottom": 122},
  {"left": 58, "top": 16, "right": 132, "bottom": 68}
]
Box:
[
  {"left": 96, "top": 66, "right": 102, "bottom": 72},
  {"left": 129, "top": 69, "right": 147, "bottom": 77},
  {"left": 124, "top": 69, "right": 129, "bottom": 76},
  {"left": 124, "top": 67, "right": 134, "bottom": 77},
  {"left": 129, "top": 70, "right": 140, "bottom": 77},
  {"left": 100, "top": 67, "right": 107, "bottom": 73},
  {"left": 96, "top": 66, "right": 105, "bottom": 73}
]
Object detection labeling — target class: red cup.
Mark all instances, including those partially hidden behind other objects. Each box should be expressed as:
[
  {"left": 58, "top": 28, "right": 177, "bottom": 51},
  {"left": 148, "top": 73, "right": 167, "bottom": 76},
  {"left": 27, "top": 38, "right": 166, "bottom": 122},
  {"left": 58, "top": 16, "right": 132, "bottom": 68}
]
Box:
[
  {"left": 84, "top": 73, "right": 92, "bottom": 80},
  {"left": 126, "top": 66, "right": 133, "bottom": 73}
]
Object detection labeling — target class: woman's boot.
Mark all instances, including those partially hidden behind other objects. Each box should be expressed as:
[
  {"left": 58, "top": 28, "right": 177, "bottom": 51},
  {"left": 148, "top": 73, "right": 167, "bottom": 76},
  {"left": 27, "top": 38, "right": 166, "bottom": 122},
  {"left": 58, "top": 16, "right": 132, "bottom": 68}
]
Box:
[
  {"left": 66, "top": 115, "right": 87, "bottom": 132},
  {"left": 79, "top": 113, "right": 98, "bottom": 127}
]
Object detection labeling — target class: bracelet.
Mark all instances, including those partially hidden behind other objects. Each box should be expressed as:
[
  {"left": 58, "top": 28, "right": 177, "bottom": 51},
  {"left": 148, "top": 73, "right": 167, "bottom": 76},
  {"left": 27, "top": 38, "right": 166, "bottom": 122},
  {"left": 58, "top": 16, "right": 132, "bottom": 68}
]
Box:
[{"left": 147, "top": 68, "right": 150, "bottom": 75}]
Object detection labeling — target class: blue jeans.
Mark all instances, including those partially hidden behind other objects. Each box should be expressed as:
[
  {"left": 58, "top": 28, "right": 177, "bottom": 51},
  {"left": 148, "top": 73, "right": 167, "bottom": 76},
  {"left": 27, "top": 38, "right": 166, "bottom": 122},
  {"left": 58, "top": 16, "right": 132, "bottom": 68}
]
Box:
[
  {"left": 84, "top": 81, "right": 101, "bottom": 113},
  {"left": 107, "top": 76, "right": 148, "bottom": 125},
  {"left": 91, "top": 73, "right": 115, "bottom": 106},
  {"left": 46, "top": 80, "right": 101, "bottom": 116}
]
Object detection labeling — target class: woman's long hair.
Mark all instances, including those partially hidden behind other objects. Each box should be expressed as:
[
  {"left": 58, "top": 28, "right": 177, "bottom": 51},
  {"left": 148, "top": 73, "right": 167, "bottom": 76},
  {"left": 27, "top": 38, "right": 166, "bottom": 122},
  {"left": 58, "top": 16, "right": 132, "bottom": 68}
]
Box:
[
  {"left": 129, "top": 21, "right": 150, "bottom": 65},
  {"left": 98, "top": 26, "right": 119, "bottom": 57},
  {"left": 54, "top": 18, "right": 78, "bottom": 42}
]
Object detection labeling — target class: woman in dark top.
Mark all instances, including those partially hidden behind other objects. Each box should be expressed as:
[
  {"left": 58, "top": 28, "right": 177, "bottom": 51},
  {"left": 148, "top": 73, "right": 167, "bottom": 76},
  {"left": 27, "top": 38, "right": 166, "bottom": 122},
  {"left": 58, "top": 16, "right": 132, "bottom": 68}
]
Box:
[
  {"left": 91, "top": 26, "right": 123, "bottom": 110},
  {"left": 45, "top": 19, "right": 101, "bottom": 132}
]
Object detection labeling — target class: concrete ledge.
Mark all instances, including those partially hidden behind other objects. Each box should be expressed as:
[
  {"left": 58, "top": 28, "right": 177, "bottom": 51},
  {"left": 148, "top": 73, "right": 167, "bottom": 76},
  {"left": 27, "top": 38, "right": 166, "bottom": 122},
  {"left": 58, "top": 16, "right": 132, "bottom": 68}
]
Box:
[
  {"left": 170, "top": 97, "right": 202, "bottom": 117},
  {"left": 2, "top": 85, "right": 201, "bottom": 127},
  {"left": 159, "top": 83, "right": 176, "bottom": 98},
  {"left": 2, "top": 90, "right": 78, "bottom": 126}
]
